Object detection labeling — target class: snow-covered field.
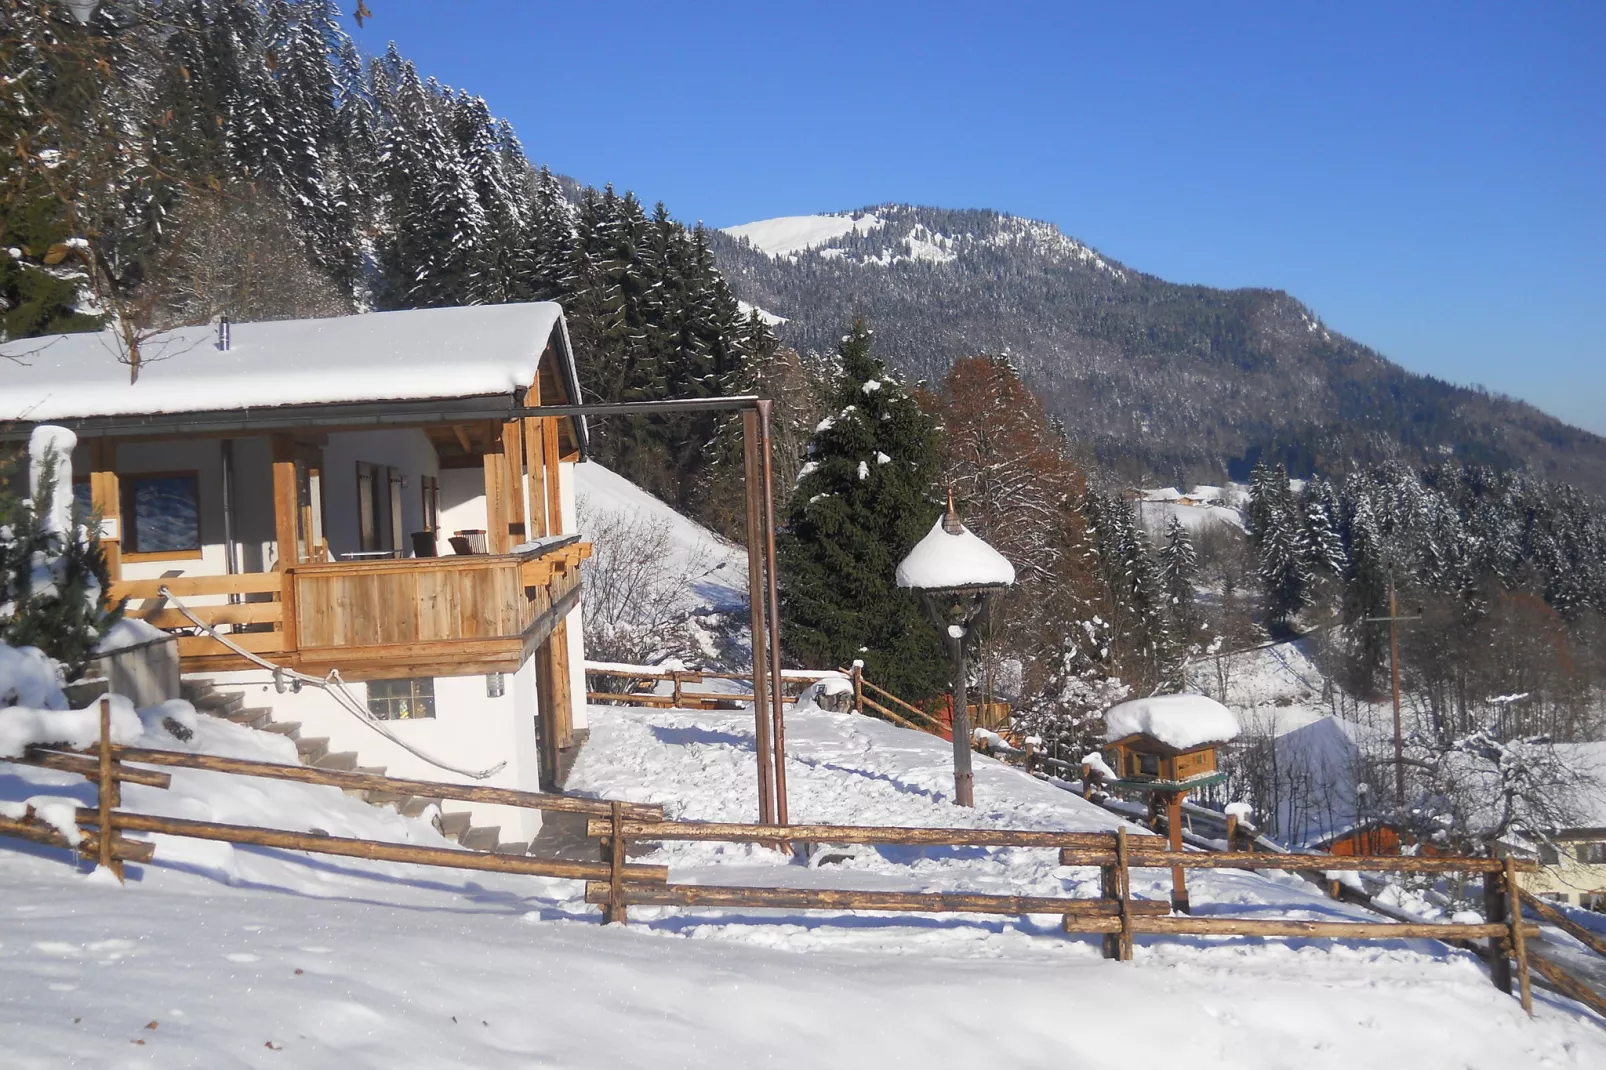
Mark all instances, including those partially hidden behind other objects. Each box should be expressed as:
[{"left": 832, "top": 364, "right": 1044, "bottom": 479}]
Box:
[{"left": 3, "top": 697, "right": 1603, "bottom": 1067}]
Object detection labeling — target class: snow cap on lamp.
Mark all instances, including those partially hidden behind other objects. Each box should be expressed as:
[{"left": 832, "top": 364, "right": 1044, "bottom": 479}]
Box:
[{"left": 895, "top": 490, "right": 1015, "bottom": 591}]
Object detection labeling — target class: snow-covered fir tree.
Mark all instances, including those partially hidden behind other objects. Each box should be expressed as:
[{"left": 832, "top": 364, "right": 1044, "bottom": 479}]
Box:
[{"left": 777, "top": 319, "right": 947, "bottom": 701}]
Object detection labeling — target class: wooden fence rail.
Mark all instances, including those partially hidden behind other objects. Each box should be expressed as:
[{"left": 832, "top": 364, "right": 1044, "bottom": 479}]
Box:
[
  {"left": 581, "top": 810, "right": 1554, "bottom": 1014},
  {"left": 6, "top": 700, "right": 1599, "bottom": 1020}
]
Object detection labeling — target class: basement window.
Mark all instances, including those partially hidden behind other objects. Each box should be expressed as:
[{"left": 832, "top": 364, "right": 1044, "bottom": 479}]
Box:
[{"left": 367, "top": 677, "right": 435, "bottom": 720}]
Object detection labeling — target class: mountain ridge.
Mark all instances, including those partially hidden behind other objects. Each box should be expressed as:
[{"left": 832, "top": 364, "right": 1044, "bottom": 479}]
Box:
[{"left": 708, "top": 204, "right": 1606, "bottom": 496}]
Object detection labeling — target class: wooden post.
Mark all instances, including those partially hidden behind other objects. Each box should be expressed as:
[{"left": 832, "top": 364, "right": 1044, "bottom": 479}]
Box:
[
  {"left": 483, "top": 424, "right": 509, "bottom": 555},
  {"left": 524, "top": 417, "right": 549, "bottom": 538},
  {"left": 1505, "top": 855, "right": 1533, "bottom": 1015},
  {"left": 542, "top": 416, "right": 562, "bottom": 535},
  {"left": 605, "top": 800, "right": 627, "bottom": 925},
  {"left": 1389, "top": 578, "right": 1405, "bottom": 806},
  {"left": 271, "top": 434, "right": 300, "bottom": 569},
  {"left": 1484, "top": 868, "right": 1513, "bottom": 994},
  {"left": 549, "top": 618, "right": 574, "bottom": 752},
  {"left": 1118, "top": 828, "right": 1135, "bottom": 961},
  {"left": 741, "top": 411, "right": 776, "bottom": 825},
  {"left": 851, "top": 662, "right": 863, "bottom": 715},
  {"left": 96, "top": 698, "right": 123, "bottom": 882},
  {"left": 502, "top": 419, "right": 527, "bottom": 546},
  {"left": 1099, "top": 857, "right": 1121, "bottom": 959},
  {"left": 1225, "top": 813, "right": 1239, "bottom": 851},
  {"left": 89, "top": 439, "right": 121, "bottom": 581},
  {"left": 1166, "top": 793, "right": 1189, "bottom": 914}
]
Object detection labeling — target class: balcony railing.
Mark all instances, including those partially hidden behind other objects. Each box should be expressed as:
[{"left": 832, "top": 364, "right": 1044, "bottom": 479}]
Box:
[{"left": 106, "top": 536, "right": 590, "bottom": 680}]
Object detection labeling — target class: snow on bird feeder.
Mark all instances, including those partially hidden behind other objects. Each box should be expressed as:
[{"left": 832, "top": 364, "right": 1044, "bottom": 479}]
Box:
[
  {"left": 896, "top": 491, "right": 1014, "bottom": 807},
  {"left": 1100, "top": 693, "right": 1240, "bottom": 914}
]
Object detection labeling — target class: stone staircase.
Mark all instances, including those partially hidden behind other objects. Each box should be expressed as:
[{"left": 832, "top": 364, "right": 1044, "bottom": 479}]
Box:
[{"left": 180, "top": 679, "right": 532, "bottom": 855}]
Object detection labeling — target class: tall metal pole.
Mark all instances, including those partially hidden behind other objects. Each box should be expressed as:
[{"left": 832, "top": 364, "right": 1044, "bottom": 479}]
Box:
[
  {"left": 757, "top": 401, "right": 790, "bottom": 826},
  {"left": 741, "top": 411, "right": 776, "bottom": 824},
  {"left": 1389, "top": 576, "right": 1405, "bottom": 806},
  {"left": 950, "top": 630, "right": 975, "bottom": 807}
]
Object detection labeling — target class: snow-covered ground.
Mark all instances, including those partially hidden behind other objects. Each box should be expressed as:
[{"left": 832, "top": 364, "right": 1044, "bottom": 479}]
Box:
[{"left": 4, "top": 696, "right": 1603, "bottom": 1067}]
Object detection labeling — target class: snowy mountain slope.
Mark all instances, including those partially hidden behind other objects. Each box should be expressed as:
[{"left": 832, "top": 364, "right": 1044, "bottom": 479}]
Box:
[
  {"left": 575, "top": 459, "right": 749, "bottom": 609},
  {"left": 3, "top": 697, "right": 1604, "bottom": 1065},
  {"left": 711, "top": 203, "right": 1606, "bottom": 495},
  {"left": 722, "top": 212, "right": 886, "bottom": 257}
]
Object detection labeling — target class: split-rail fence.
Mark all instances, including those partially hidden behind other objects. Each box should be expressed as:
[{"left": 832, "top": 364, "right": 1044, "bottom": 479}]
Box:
[{"left": 3, "top": 699, "right": 1597, "bottom": 1021}]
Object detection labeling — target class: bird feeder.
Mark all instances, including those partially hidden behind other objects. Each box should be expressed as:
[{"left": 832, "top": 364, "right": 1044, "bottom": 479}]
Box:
[
  {"left": 1101, "top": 694, "right": 1240, "bottom": 912},
  {"left": 896, "top": 492, "right": 1015, "bottom": 807}
]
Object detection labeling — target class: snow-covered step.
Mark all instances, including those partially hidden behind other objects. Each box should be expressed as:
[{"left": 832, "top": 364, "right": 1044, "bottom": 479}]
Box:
[
  {"left": 294, "top": 736, "right": 330, "bottom": 764},
  {"left": 314, "top": 750, "right": 360, "bottom": 772},
  {"left": 459, "top": 826, "right": 500, "bottom": 852},
  {"left": 439, "top": 811, "right": 472, "bottom": 842}
]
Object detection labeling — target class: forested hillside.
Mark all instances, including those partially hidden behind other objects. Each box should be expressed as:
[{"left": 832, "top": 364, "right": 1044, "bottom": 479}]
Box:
[
  {"left": 711, "top": 206, "right": 1606, "bottom": 497},
  {"left": 0, "top": 0, "right": 776, "bottom": 512}
]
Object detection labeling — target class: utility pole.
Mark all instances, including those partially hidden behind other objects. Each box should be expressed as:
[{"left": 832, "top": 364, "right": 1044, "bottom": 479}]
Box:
[
  {"left": 1362, "top": 576, "right": 1419, "bottom": 807},
  {"left": 1388, "top": 577, "right": 1404, "bottom": 806}
]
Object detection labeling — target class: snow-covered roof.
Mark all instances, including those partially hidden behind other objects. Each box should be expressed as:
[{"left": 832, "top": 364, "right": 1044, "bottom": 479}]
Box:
[
  {"left": 895, "top": 513, "right": 1015, "bottom": 590},
  {"left": 0, "top": 303, "right": 579, "bottom": 424},
  {"left": 1104, "top": 694, "right": 1240, "bottom": 749}
]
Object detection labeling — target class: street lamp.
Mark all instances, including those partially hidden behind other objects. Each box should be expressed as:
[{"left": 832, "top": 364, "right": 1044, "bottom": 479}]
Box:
[{"left": 896, "top": 492, "right": 1015, "bottom": 807}]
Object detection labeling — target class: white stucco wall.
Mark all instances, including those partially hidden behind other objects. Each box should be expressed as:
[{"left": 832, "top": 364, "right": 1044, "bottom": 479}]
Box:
[
  {"left": 321, "top": 428, "right": 441, "bottom": 557},
  {"left": 203, "top": 663, "right": 547, "bottom": 843}
]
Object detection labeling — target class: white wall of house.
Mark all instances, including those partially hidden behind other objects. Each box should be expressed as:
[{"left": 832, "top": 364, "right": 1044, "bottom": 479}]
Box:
[
  {"left": 203, "top": 661, "right": 548, "bottom": 843},
  {"left": 321, "top": 428, "right": 441, "bottom": 558},
  {"left": 438, "top": 467, "right": 489, "bottom": 543}
]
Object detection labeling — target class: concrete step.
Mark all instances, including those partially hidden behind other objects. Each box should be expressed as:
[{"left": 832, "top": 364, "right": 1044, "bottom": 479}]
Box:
[
  {"left": 315, "top": 751, "right": 360, "bottom": 772},
  {"left": 399, "top": 796, "right": 440, "bottom": 819},
  {"left": 180, "top": 680, "right": 218, "bottom": 702},
  {"left": 295, "top": 737, "right": 329, "bottom": 764},
  {"left": 459, "top": 826, "right": 500, "bottom": 853},
  {"left": 365, "top": 790, "right": 409, "bottom": 809},
  {"left": 262, "top": 720, "right": 300, "bottom": 738},
  {"left": 356, "top": 766, "right": 387, "bottom": 777},
  {"left": 192, "top": 692, "right": 244, "bottom": 716},
  {"left": 494, "top": 841, "right": 530, "bottom": 856},
  {"left": 219, "top": 707, "right": 273, "bottom": 730},
  {"left": 439, "top": 811, "right": 472, "bottom": 842}
]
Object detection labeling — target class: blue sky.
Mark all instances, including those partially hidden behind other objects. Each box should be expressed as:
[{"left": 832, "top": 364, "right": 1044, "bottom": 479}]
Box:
[{"left": 354, "top": 1, "right": 1604, "bottom": 434}]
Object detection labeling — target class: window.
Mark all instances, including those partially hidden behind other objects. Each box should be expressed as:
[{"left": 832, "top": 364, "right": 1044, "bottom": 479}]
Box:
[
  {"left": 357, "top": 461, "right": 403, "bottom": 552},
  {"left": 421, "top": 475, "right": 440, "bottom": 533},
  {"left": 367, "top": 678, "right": 435, "bottom": 720},
  {"left": 1582, "top": 892, "right": 1606, "bottom": 914},
  {"left": 123, "top": 472, "right": 200, "bottom": 555},
  {"left": 72, "top": 478, "right": 93, "bottom": 518},
  {"left": 1138, "top": 752, "right": 1160, "bottom": 777},
  {"left": 1578, "top": 842, "right": 1606, "bottom": 865}
]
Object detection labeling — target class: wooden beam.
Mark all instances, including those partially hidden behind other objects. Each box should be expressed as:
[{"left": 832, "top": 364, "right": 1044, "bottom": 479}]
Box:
[
  {"left": 586, "top": 819, "right": 1173, "bottom": 851},
  {"left": 452, "top": 425, "right": 475, "bottom": 454},
  {"left": 80, "top": 808, "right": 669, "bottom": 883},
  {"left": 501, "top": 418, "right": 526, "bottom": 545},
  {"left": 271, "top": 434, "right": 299, "bottom": 569},
  {"left": 542, "top": 415, "right": 562, "bottom": 534},
  {"left": 524, "top": 416, "right": 548, "bottom": 538},
  {"left": 109, "top": 572, "right": 282, "bottom": 600},
  {"left": 583, "top": 882, "right": 1168, "bottom": 918},
  {"left": 483, "top": 423, "right": 508, "bottom": 555},
  {"left": 89, "top": 439, "right": 121, "bottom": 581},
  {"left": 134, "top": 602, "right": 283, "bottom": 629},
  {"left": 103, "top": 746, "right": 663, "bottom": 820},
  {"left": 548, "top": 617, "right": 574, "bottom": 751}
]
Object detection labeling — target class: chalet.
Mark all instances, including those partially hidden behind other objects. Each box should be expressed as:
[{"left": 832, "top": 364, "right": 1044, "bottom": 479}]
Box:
[
  {"left": 0, "top": 303, "right": 592, "bottom": 844},
  {"left": 1514, "top": 742, "right": 1606, "bottom": 912}
]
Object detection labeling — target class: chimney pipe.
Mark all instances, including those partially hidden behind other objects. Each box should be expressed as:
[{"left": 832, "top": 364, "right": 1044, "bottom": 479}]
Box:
[{"left": 218, "top": 316, "right": 230, "bottom": 351}]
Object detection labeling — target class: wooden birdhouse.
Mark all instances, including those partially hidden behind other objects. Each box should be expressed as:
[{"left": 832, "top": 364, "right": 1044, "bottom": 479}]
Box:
[{"left": 1100, "top": 694, "right": 1239, "bottom": 794}]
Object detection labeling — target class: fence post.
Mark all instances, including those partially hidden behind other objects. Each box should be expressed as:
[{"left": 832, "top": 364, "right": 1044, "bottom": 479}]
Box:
[
  {"left": 604, "top": 800, "right": 627, "bottom": 925},
  {"left": 672, "top": 673, "right": 684, "bottom": 710},
  {"left": 1116, "top": 826, "right": 1133, "bottom": 961},
  {"left": 1225, "top": 813, "right": 1238, "bottom": 851},
  {"left": 1504, "top": 855, "right": 1533, "bottom": 1016},
  {"left": 1099, "top": 850, "right": 1120, "bottom": 960},
  {"left": 96, "top": 697, "right": 124, "bottom": 882},
  {"left": 1483, "top": 866, "right": 1513, "bottom": 995},
  {"left": 851, "top": 661, "right": 863, "bottom": 715}
]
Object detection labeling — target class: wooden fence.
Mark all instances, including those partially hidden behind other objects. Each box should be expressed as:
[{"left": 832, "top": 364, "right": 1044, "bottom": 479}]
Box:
[
  {"left": 5, "top": 700, "right": 1598, "bottom": 1020},
  {"left": 575, "top": 812, "right": 1553, "bottom": 1015}
]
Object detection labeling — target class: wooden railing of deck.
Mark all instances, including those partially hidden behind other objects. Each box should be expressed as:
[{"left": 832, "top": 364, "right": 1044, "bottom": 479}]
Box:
[{"left": 105, "top": 540, "right": 591, "bottom": 678}]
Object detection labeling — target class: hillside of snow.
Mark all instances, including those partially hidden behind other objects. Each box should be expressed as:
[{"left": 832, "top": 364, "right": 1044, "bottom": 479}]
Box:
[
  {"left": 5, "top": 687, "right": 1603, "bottom": 1065},
  {"left": 722, "top": 212, "right": 886, "bottom": 257}
]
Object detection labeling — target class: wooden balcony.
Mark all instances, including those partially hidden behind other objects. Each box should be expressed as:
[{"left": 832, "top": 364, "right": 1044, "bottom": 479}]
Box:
[{"left": 107, "top": 538, "right": 591, "bottom": 681}]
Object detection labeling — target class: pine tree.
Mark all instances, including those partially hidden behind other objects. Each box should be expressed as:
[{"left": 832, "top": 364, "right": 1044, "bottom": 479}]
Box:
[
  {"left": 1157, "top": 514, "right": 1199, "bottom": 638},
  {"left": 777, "top": 318, "right": 947, "bottom": 700}
]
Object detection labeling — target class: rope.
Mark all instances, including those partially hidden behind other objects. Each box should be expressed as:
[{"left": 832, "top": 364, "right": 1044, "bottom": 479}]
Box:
[{"left": 158, "top": 586, "right": 506, "bottom": 780}]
